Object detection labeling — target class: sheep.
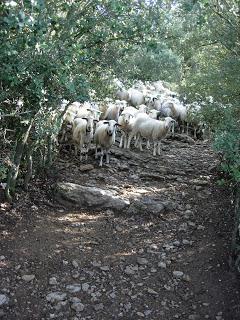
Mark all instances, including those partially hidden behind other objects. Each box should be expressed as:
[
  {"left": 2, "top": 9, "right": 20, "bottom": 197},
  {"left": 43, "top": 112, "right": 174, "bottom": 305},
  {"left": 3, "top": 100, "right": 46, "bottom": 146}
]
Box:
[
  {"left": 60, "top": 101, "right": 101, "bottom": 143},
  {"left": 116, "top": 89, "right": 130, "bottom": 101},
  {"left": 72, "top": 117, "right": 95, "bottom": 161},
  {"left": 118, "top": 106, "right": 149, "bottom": 149},
  {"left": 158, "top": 99, "right": 187, "bottom": 134},
  {"left": 133, "top": 117, "right": 176, "bottom": 156},
  {"left": 185, "top": 103, "right": 205, "bottom": 139},
  {"left": 122, "top": 104, "right": 147, "bottom": 116},
  {"left": 118, "top": 112, "right": 136, "bottom": 149},
  {"left": 127, "top": 88, "right": 145, "bottom": 107},
  {"left": 102, "top": 102, "right": 123, "bottom": 122},
  {"left": 148, "top": 109, "right": 161, "bottom": 119},
  {"left": 126, "top": 113, "right": 151, "bottom": 149},
  {"left": 94, "top": 120, "right": 118, "bottom": 167},
  {"left": 76, "top": 102, "right": 102, "bottom": 120}
]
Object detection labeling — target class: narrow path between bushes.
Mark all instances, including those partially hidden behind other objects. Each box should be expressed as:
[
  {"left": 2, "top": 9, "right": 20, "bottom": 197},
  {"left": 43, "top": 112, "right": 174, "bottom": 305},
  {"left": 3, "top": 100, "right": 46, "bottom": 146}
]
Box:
[{"left": 0, "top": 136, "right": 240, "bottom": 319}]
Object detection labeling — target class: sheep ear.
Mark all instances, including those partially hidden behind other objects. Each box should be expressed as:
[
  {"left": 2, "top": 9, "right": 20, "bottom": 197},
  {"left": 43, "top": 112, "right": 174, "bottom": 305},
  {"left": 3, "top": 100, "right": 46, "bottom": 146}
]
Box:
[
  {"left": 82, "top": 117, "right": 88, "bottom": 121},
  {"left": 115, "top": 123, "right": 121, "bottom": 127},
  {"left": 103, "top": 121, "right": 109, "bottom": 124},
  {"left": 93, "top": 119, "right": 99, "bottom": 123}
]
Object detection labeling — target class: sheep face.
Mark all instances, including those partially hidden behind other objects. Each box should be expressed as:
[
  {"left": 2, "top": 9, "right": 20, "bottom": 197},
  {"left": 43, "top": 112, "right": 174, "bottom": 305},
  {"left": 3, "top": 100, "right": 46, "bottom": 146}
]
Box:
[
  {"left": 164, "top": 117, "right": 176, "bottom": 129},
  {"left": 82, "top": 117, "right": 94, "bottom": 133},
  {"left": 122, "top": 113, "right": 134, "bottom": 125},
  {"left": 103, "top": 120, "right": 117, "bottom": 136}
]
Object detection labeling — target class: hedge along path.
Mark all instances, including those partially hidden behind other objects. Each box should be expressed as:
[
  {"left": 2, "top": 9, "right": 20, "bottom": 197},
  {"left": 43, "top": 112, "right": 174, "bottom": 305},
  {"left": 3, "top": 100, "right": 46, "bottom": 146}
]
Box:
[{"left": 0, "top": 138, "right": 240, "bottom": 319}]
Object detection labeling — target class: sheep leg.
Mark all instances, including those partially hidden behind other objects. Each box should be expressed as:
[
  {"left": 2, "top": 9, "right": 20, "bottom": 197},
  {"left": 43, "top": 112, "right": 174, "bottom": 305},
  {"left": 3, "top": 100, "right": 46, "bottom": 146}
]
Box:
[
  {"left": 146, "top": 140, "right": 150, "bottom": 149},
  {"left": 139, "top": 137, "right": 143, "bottom": 151},
  {"left": 135, "top": 133, "right": 141, "bottom": 148},
  {"left": 153, "top": 142, "right": 157, "bottom": 156},
  {"left": 194, "top": 128, "right": 197, "bottom": 140},
  {"left": 106, "top": 150, "right": 110, "bottom": 164},
  {"left": 99, "top": 148, "right": 104, "bottom": 167},
  {"left": 127, "top": 132, "right": 134, "bottom": 149},
  {"left": 181, "top": 122, "right": 185, "bottom": 134},
  {"left": 186, "top": 123, "right": 189, "bottom": 135},
  {"left": 157, "top": 141, "right": 161, "bottom": 155},
  {"left": 60, "top": 129, "right": 66, "bottom": 143},
  {"left": 85, "top": 146, "right": 88, "bottom": 160},
  {"left": 171, "top": 123, "right": 175, "bottom": 136},
  {"left": 95, "top": 146, "right": 98, "bottom": 159},
  {"left": 74, "top": 144, "right": 78, "bottom": 156},
  {"left": 80, "top": 148, "right": 83, "bottom": 161},
  {"left": 119, "top": 134, "right": 124, "bottom": 148},
  {"left": 124, "top": 134, "right": 128, "bottom": 149}
]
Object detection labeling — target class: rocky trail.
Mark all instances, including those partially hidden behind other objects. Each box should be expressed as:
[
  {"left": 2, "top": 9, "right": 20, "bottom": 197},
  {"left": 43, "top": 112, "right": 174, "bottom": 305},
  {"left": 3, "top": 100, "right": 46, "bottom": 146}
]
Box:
[{"left": 0, "top": 136, "right": 240, "bottom": 320}]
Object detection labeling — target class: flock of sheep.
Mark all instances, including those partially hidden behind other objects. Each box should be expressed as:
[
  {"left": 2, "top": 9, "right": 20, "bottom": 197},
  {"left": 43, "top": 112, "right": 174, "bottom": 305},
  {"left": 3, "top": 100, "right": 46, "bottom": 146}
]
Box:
[{"left": 60, "top": 80, "right": 204, "bottom": 166}]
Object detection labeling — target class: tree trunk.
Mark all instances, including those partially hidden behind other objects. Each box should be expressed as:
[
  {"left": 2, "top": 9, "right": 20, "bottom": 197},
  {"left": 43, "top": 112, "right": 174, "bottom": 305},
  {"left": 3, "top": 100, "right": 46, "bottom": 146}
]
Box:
[
  {"left": 24, "top": 145, "right": 34, "bottom": 191},
  {"left": 5, "top": 121, "right": 33, "bottom": 202}
]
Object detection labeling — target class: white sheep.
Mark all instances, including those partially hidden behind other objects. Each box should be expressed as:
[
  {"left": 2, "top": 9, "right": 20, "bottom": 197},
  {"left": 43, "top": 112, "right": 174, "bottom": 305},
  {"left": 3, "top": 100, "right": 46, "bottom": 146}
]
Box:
[
  {"left": 156, "top": 98, "right": 187, "bottom": 134},
  {"left": 118, "top": 112, "right": 135, "bottom": 149},
  {"left": 116, "top": 89, "right": 130, "bottom": 101},
  {"left": 127, "top": 88, "right": 145, "bottom": 107},
  {"left": 102, "top": 102, "right": 123, "bottom": 122},
  {"left": 126, "top": 113, "right": 151, "bottom": 149},
  {"left": 72, "top": 117, "right": 95, "bottom": 161},
  {"left": 94, "top": 120, "right": 118, "bottom": 166},
  {"left": 131, "top": 116, "right": 176, "bottom": 156},
  {"left": 185, "top": 103, "right": 205, "bottom": 139},
  {"left": 118, "top": 105, "right": 149, "bottom": 149},
  {"left": 76, "top": 102, "right": 102, "bottom": 120}
]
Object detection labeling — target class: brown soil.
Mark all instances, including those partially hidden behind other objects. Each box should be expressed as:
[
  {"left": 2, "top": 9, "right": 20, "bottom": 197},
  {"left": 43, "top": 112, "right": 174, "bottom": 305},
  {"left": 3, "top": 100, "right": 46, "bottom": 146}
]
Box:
[{"left": 0, "top": 138, "right": 240, "bottom": 320}]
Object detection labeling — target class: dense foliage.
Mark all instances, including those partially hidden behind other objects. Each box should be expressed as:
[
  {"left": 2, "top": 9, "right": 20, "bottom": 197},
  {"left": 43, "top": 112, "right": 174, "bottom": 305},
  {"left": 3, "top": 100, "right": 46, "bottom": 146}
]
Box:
[{"left": 0, "top": 0, "right": 239, "bottom": 200}]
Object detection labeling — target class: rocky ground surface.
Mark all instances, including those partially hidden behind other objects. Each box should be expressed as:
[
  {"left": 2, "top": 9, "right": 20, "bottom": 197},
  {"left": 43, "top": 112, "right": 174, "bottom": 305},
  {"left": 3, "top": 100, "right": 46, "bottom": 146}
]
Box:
[{"left": 0, "top": 136, "right": 240, "bottom": 320}]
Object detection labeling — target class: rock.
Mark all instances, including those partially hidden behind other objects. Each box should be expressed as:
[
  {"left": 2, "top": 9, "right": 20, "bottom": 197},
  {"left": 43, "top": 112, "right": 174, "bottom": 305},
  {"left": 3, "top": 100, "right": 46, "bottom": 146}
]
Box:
[
  {"left": 92, "top": 260, "right": 101, "bottom": 267},
  {"left": 137, "top": 257, "right": 148, "bottom": 265},
  {"left": 183, "top": 275, "right": 191, "bottom": 282},
  {"left": 182, "top": 239, "right": 191, "bottom": 245},
  {"left": 94, "top": 303, "right": 104, "bottom": 311},
  {"left": 72, "top": 271, "right": 80, "bottom": 279},
  {"left": 46, "top": 292, "right": 67, "bottom": 303},
  {"left": 158, "top": 262, "right": 167, "bottom": 269},
  {"left": 22, "top": 274, "right": 35, "bottom": 282},
  {"left": 179, "top": 223, "right": 188, "bottom": 232},
  {"left": 79, "top": 164, "right": 94, "bottom": 172},
  {"left": 127, "top": 197, "right": 172, "bottom": 216},
  {"left": 0, "top": 309, "right": 5, "bottom": 318},
  {"left": 191, "top": 179, "right": 209, "bottom": 186},
  {"left": 55, "top": 182, "right": 130, "bottom": 211},
  {"left": 147, "top": 288, "right": 158, "bottom": 295},
  {"left": 188, "top": 315, "right": 200, "bottom": 320},
  {"left": 71, "top": 302, "right": 85, "bottom": 312},
  {"left": 72, "top": 260, "right": 79, "bottom": 268},
  {"left": 173, "top": 271, "right": 184, "bottom": 279},
  {"left": 125, "top": 265, "right": 138, "bottom": 275},
  {"left": 109, "top": 292, "right": 116, "bottom": 299},
  {"left": 54, "top": 300, "right": 68, "bottom": 311},
  {"left": 49, "top": 277, "right": 58, "bottom": 285},
  {"left": 100, "top": 266, "right": 110, "bottom": 271},
  {"left": 140, "top": 172, "right": 166, "bottom": 181},
  {"left": 66, "top": 284, "right": 82, "bottom": 293},
  {"left": 0, "top": 294, "right": 9, "bottom": 306},
  {"left": 115, "top": 225, "right": 123, "bottom": 232},
  {"left": 82, "top": 283, "right": 89, "bottom": 292}
]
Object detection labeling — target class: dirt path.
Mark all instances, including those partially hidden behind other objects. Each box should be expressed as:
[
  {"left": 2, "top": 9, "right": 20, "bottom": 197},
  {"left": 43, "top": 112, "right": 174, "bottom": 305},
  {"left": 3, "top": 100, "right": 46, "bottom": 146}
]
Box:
[{"left": 0, "top": 138, "right": 240, "bottom": 319}]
